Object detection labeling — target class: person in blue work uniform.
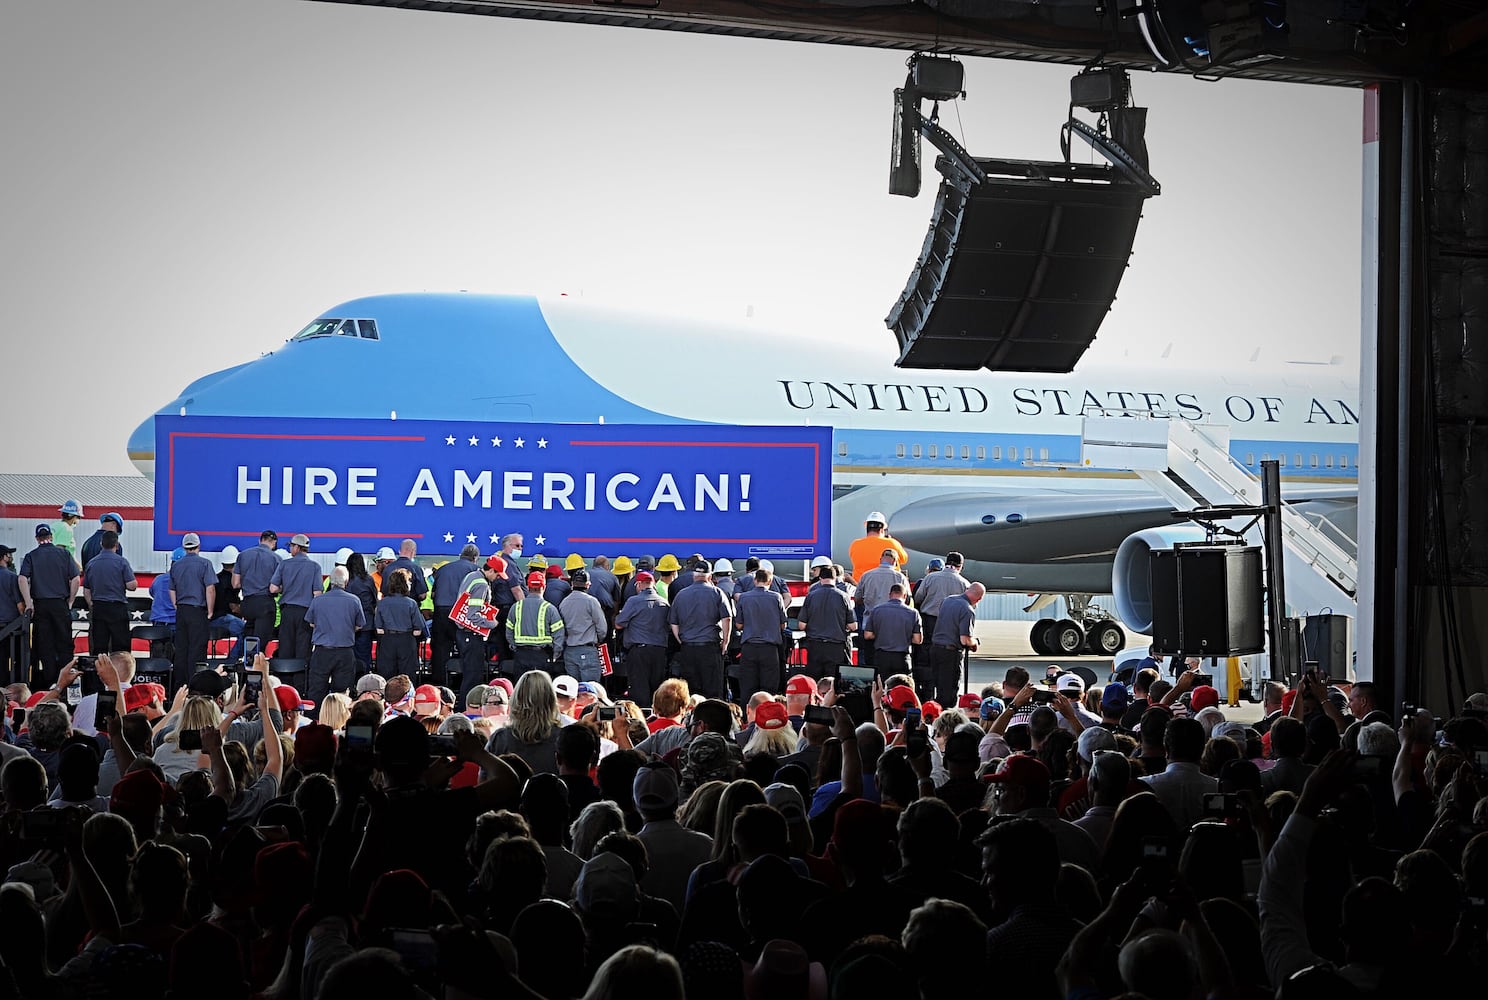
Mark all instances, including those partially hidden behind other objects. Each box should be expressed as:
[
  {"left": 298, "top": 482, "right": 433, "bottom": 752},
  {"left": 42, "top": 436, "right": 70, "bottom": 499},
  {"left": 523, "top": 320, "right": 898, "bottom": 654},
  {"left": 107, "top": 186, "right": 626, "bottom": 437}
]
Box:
[
  {"left": 169, "top": 532, "right": 217, "bottom": 691},
  {"left": 587, "top": 556, "right": 621, "bottom": 613},
  {"left": 18, "top": 522, "right": 81, "bottom": 689},
  {"left": 431, "top": 544, "right": 479, "bottom": 683},
  {"left": 305, "top": 566, "right": 366, "bottom": 711},
  {"left": 150, "top": 550, "right": 182, "bottom": 641},
  {"left": 668, "top": 561, "right": 732, "bottom": 700},
  {"left": 270, "top": 533, "right": 320, "bottom": 661},
  {"left": 380, "top": 539, "right": 429, "bottom": 601},
  {"left": 862, "top": 582, "right": 922, "bottom": 681},
  {"left": 210, "top": 546, "right": 246, "bottom": 663},
  {"left": 616, "top": 570, "right": 669, "bottom": 707},
  {"left": 344, "top": 552, "right": 379, "bottom": 673},
  {"left": 233, "top": 530, "right": 279, "bottom": 649},
  {"left": 375, "top": 569, "right": 424, "bottom": 680},
  {"left": 794, "top": 558, "right": 856, "bottom": 681},
  {"left": 668, "top": 554, "right": 706, "bottom": 601},
  {"left": 544, "top": 564, "right": 571, "bottom": 608},
  {"left": 0, "top": 546, "right": 28, "bottom": 686},
  {"left": 558, "top": 569, "right": 608, "bottom": 683},
  {"left": 927, "top": 582, "right": 985, "bottom": 707},
  {"left": 83, "top": 530, "right": 135, "bottom": 655},
  {"left": 912, "top": 553, "right": 967, "bottom": 676},
  {"left": 79, "top": 512, "right": 125, "bottom": 571},
  {"left": 618, "top": 556, "right": 655, "bottom": 607},
  {"left": 736, "top": 566, "right": 788, "bottom": 698}
]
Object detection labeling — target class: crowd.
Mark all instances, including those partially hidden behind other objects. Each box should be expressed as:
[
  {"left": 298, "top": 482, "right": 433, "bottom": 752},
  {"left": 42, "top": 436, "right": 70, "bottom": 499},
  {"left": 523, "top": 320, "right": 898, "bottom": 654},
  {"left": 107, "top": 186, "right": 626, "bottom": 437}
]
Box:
[{"left": 2, "top": 509, "right": 1485, "bottom": 998}]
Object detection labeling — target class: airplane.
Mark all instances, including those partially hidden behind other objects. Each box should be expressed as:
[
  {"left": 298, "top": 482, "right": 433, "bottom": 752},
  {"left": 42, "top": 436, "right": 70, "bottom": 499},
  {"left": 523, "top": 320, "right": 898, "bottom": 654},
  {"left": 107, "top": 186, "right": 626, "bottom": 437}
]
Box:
[{"left": 128, "top": 292, "right": 1359, "bottom": 654}]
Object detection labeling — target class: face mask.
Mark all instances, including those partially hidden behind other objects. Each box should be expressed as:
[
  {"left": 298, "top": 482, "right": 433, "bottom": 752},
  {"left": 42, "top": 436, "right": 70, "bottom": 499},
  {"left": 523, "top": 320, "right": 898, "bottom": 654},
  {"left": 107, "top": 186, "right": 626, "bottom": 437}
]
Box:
[{"left": 511, "top": 548, "right": 523, "bottom": 559}]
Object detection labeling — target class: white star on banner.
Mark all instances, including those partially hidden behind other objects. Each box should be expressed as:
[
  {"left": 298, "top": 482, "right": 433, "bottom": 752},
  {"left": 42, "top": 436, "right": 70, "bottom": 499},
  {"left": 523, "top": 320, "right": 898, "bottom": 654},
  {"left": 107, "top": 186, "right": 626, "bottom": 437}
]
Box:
[
  {"left": 534, "top": 535, "right": 547, "bottom": 546},
  {"left": 537, "top": 437, "right": 548, "bottom": 448},
  {"left": 443, "top": 532, "right": 454, "bottom": 543},
  {"left": 514, "top": 437, "right": 525, "bottom": 448},
  {"left": 466, "top": 533, "right": 477, "bottom": 543},
  {"left": 468, "top": 435, "right": 479, "bottom": 446},
  {"left": 445, "top": 435, "right": 456, "bottom": 445},
  {"left": 489, "top": 533, "right": 500, "bottom": 544},
  {"left": 491, "top": 436, "right": 502, "bottom": 447}
]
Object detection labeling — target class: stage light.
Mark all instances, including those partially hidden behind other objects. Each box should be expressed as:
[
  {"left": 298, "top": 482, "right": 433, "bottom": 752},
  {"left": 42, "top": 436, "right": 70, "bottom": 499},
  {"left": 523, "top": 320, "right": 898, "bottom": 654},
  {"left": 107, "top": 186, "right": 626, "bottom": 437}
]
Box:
[{"left": 1070, "top": 67, "right": 1131, "bottom": 114}]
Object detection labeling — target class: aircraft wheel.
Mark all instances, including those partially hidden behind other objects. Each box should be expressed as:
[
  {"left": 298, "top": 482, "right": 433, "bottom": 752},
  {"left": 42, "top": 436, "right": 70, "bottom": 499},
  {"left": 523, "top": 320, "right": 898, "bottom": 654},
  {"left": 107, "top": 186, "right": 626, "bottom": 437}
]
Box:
[
  {"left": 1050, "top": 619, "right": 1086, "bottom": 655},
  {"left": 1087, "top": 622, "right": 1125, "bottom": 656},
  {"left": 1029, "top": 619, "right": 1053, "bottom": 655}
]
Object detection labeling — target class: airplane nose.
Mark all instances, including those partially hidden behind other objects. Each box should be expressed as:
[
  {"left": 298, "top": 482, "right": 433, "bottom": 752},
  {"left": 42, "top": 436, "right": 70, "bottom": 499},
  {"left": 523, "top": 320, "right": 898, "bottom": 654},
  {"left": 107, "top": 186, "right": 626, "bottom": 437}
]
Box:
[{"left": 128, "top": 415, "right": 156, "bottom": 479}]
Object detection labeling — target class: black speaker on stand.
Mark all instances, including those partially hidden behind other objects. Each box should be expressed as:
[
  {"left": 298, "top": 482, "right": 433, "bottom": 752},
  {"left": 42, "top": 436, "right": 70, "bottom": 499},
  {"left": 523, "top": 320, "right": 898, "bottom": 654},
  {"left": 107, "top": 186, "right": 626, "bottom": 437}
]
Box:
[{"left": 1150, "top": 543, "right": 1265, "bottom": 656}]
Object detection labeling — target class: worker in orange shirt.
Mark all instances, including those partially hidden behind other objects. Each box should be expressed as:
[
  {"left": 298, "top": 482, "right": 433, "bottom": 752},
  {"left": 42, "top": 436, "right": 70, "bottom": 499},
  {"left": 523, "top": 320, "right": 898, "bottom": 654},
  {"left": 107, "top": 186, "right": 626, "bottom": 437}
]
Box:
[{"left": 849, "top": 511, "right": 909, "bottom": 584}]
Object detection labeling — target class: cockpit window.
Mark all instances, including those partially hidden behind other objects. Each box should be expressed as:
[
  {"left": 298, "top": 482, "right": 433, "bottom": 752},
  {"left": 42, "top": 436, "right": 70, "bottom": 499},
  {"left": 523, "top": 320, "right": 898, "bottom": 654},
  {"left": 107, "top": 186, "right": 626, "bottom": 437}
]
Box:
[{"left": 292, "top": 318, "right": 379, "bottom": 342}]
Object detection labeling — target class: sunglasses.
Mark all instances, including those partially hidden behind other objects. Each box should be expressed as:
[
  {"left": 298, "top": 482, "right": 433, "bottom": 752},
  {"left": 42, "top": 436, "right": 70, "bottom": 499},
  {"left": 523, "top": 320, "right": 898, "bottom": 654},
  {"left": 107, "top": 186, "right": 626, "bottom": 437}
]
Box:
[{"left": 484, "top": 699, "right": 507, "bottom": 707}]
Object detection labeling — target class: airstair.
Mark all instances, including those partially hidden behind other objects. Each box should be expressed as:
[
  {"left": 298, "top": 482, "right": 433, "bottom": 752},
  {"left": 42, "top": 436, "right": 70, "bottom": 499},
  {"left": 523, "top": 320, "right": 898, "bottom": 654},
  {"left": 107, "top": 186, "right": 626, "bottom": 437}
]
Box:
[{"left": 1082, "top": 414, "right": 1358, "bottom": 619}]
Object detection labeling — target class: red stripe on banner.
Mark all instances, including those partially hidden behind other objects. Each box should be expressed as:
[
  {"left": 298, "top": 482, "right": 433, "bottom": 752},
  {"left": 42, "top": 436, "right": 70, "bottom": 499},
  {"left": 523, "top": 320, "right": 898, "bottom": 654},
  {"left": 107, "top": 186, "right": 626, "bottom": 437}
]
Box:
[{"left": 0, "top": 505, "right": 154, "bottom": 520}]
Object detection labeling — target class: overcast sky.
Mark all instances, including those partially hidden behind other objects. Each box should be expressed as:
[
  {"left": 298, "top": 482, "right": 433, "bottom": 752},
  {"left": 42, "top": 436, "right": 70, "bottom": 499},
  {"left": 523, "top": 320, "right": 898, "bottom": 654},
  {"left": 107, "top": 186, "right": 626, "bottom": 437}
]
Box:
[{"left": 0, "top": 0, "right": 1362, "bottom": 478}]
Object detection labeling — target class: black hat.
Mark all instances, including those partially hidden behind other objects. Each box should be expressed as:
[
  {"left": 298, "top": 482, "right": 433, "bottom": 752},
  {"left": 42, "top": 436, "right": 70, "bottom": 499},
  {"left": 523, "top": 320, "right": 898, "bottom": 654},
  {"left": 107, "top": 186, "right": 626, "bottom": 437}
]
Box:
[{"left": 0, "top": 545, "right": 15, "bottom": 557}]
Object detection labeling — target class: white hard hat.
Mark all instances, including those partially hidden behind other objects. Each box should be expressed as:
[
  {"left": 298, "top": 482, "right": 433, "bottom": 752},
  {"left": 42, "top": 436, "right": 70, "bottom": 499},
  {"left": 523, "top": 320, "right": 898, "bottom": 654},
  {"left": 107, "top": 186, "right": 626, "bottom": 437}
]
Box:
[
  {"left": 220, "top": 545, "right": 240, "bottom": 565},
  {"left": 810, "top": 555, "right": 833, "bottom": 569},
  {"left": 376, "top": 546, "right": 396, "bottom": 561},
  {"left": 865, "top": 511, "right": 887, "bottom": 525},
  {"left": 759, "top": 560, "right": 774, "bottom": 573},
  {"left": 335, "top": 547, "right": 354, "bottom": 566},
  {"left": 274, "top": 548, "right": 290, "bottom": 561},
  {"left": 713, "top": 558, "right": 733, "bottom": 573}
]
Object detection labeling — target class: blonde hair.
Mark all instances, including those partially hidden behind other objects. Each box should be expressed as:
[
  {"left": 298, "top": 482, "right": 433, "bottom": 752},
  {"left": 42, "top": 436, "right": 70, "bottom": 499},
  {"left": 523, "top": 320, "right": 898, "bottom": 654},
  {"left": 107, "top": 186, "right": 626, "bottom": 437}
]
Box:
[
  {"left": 932, "top": 708, "right": 970, "bottom": 743},
  {"left": 472, "top": 717, "right": 497, "bottom": 741},
  {"left": 319, "top": 693, "right": 352, "bottom": 732},
  {"left": 743, "top": 724, "right": 799, "bottom": 759},
  {"left": 167, "top": 696, "right": 223, "bottom": 748},
  {"left": 509, "top": 670, "right": 560, "bottom": 745}
]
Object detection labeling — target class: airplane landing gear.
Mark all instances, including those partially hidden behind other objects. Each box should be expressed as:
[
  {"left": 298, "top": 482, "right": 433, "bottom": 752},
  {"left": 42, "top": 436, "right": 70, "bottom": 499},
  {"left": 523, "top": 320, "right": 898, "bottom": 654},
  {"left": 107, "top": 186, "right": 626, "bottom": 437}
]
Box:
[{"left": 1028, "top": 596, "right": 1125, "bottom": 658}]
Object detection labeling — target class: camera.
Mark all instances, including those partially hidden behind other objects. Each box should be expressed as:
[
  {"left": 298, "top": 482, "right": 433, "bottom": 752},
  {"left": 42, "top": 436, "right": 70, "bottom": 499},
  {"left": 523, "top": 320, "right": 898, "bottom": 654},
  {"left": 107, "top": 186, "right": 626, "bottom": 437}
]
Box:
[
  {"left": 74, "top": 655, "right": 96, "bottom": 671},
  {"left": 596, "top": 706, "right": 618, "bottom": 722},
  {"left": 1029, "top": 689, "right": 1057, "bottom": 704},
  {"left": 178, "top": 728, "right": 202, "bottom": 752},
  {"left": 804, "top": 705, "right": 836, "bottom": 727}
]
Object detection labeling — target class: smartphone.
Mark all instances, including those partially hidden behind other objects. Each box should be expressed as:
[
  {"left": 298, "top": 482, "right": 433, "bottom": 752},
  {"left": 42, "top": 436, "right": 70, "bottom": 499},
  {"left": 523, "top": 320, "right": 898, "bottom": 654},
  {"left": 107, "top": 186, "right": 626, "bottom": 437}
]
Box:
[
  {"left": 838, "top": 666, "right": 875, "bottom": 689},
  {"left": 242, "top": 636, "right": 260, "bottom": 664},
  {"left": 804, "top": 704, "right": 836, "bottom": 727},
  {"left": 389, "top": 928, "right": 440, "bottom": 976},
  {"left": 1029, "top": 689, "right": 1057, "bottom": 704},
  {"left": 254, "top": 824, "right": 292, "bottom": 843},
  {"left": 10, "top": 707, "right": 24, "bottom": 730},
  {"left": 194, "top": 661, "right": 212, "bottom": 674},
  {"left": 1202, "top": 792, "right": 1238, "bottom": 820},
  {"left": 597, "top": 706, "right": 618, "bottom": 722},
  {"left": 906, "top": 725, "right": 929, "bottom": 757},
  {"left": 178, "top": 728, "right": 202, "bottom": 752},
  {"left": 1192, "top": 674, "right": 1214, "bottom": 689},
  {"left": 903, "top": 706, "right": 922, "bottom": 728},
  {"left": 96, "top": 690, "right": 118, "bottom": 723},
  {"left": 245, "top": 676, "right": 263, "bottom": 702},
  {"left": 428, "top": 734, "right": 459, "bottom": 756},
  {"left": 21, "top": 810, "right": 65, "bottom": 846},
  {"left": 74, "top": 655, "right": 96, "bottom": 672},
  {"left": 345, "top": 724, "right": 375, "bottom": 752}
]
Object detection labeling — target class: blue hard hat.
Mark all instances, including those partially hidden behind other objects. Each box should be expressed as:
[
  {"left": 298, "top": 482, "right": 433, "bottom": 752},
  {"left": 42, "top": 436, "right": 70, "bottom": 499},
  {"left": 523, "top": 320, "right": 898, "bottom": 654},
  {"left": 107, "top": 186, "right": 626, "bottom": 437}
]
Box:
[
  {"left": 101, "top": 512, "right": 124, "bottom": 530},
  {"left": 171, "top": 547, "right": 187, "bottom": 563},
  {"left": 59, "top": 500, "right": 83, "bottom": 518}
]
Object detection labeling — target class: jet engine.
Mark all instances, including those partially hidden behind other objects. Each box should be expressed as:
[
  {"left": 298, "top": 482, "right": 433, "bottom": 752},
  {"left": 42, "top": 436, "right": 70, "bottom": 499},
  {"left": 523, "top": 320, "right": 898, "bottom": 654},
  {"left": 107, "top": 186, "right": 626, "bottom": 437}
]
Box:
[{"left": 1111, "top": 525, "right": 1210, "bottom": 635}]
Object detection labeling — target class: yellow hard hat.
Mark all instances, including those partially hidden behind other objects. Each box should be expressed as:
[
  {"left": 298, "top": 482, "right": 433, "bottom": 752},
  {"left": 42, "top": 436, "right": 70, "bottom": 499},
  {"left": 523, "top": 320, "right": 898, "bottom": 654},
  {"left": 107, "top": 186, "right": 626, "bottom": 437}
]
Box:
[
  {"left": 527, "top": 554, "right": 548, "bottom": 570},
  {"left": 656, "top": 553, "right": 682, "bottom": 573},
  {"left": 565, "top": 553, "right": 586, "bottom": 571},
  {"left": 612, "top": 555, "right": 635, "bottom": 575}
]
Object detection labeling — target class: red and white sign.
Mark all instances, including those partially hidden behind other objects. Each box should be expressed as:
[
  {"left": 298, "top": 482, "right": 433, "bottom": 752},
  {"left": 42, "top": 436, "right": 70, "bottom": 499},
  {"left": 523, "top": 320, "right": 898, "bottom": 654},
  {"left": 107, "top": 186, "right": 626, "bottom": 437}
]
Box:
[{"left": 450, "top": 593, "right": 499, "bottom": 638}]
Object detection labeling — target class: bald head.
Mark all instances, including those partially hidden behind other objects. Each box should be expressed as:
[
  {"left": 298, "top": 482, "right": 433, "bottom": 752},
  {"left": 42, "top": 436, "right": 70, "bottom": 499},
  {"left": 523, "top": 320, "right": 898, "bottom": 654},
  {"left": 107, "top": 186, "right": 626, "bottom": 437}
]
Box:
[
  {"left": 331, "top": 566, "right": 349, "bottom": 588},
  {"left": 400, "top": 539, "right": 417, "bottom": 557},
  {"left": 966, "top": 583, "right": 986, "bottom": 605}
]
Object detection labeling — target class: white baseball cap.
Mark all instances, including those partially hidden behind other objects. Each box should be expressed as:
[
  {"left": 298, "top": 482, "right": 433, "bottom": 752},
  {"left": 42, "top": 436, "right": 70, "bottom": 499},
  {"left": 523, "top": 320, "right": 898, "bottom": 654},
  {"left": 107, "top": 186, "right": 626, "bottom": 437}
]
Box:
[{"left": 553, "top": 675, "right": 579, "bottom": 699}]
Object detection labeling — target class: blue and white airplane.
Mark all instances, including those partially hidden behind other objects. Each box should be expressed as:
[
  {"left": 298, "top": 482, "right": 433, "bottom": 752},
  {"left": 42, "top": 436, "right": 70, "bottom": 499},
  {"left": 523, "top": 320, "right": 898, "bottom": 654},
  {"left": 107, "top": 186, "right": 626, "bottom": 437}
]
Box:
[{"left": 129, "top": 292, "right": 1359, "bottom": 651}]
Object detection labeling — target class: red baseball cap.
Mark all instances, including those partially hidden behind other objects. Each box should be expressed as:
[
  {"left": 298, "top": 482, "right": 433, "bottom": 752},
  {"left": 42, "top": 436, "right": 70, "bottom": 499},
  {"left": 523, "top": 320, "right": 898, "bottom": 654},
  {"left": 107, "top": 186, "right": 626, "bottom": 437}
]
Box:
[
  {"left": 784, "top": 675, "right": 816, "bottom": 697},
  {"left": 884, "top": 684, "right": 920, "bottom": 712},
  {"left": 546, "top": 564, "right": 564, "bottom": 579},
  {"left": 754, "top": 701, "right": 789, "bottom": 731},
  {"left": 1190, "top": 685, "right": 1220, "bottom": 711},
  {"left": 23, "top": 691, "right": 49, "bottom": 710},
  {"left": 526, "top": 570, "right": 546, "bottom": 589},
  {"left": 274, "top": 685, "right": 314, "bottom": 713},
  {"left": 485, "top": 554, "right": 507, "bottom": 573},
  {"left": 983, "top": 754, "right": 1051, "bottom": 787},
  {"left": 957, "top": 693, "right": 983, "bottom": 711},
  {"left": 921, "top": 700, "right": 943, "bottom": 722},
  {"left": 124, "top": 685, "right": 158, "bottom": 713},
  {"left": 413, "top": 684, "right": 442, "bottom": 715}
]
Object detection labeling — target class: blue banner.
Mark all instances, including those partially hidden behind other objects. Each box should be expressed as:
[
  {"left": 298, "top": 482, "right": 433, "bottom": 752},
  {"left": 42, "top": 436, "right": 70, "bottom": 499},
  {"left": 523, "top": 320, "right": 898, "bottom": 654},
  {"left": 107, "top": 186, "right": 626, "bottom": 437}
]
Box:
[{"left": 154, "top": 416, "right": 833, "bottom": 557}]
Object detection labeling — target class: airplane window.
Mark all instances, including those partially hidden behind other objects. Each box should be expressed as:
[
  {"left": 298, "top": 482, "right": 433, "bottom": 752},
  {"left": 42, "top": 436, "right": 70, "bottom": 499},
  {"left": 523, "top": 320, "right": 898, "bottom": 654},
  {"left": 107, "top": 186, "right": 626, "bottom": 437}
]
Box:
[
  {"left": 961, "top": 445, "right": 970, "bottom": 460},
  {"left": 1245, "top": 453, "right": 1255, "bottom": 466},
  {"left": 1326, "top": 455, "right": 1334, "bottom": 468},
  {"left": 357, "top": 319, "right": 380, "bottom": 340},
  {"left": 991, "top": 446, "right": 1002, "bottom": 460},
  {"left": 895, "top": 444, "right": 905, "bottom": 459},
  {"left": 1039, "top": 447, "right": 1049, "bottom": 461},
  {"left": 837, "top": 442, "right": 847, "bottom": 457},
  {"left": 1310, "top": 454, "right": 1319, "bottom": 468},
  {"left": 912, "top": 444, "right": 922, "bottom": 459},
  {"left": 945, "top": 442, "right": 953, "bottom": 458},
  {"left": 1294, "top": 453, "right": 1303, "bottom": 467},
  {"left": 1340, "top": 454, "right": 1349, "bottom": 468},
  {"left": 292, "top": 319, "right": 341, "bottom": 341},
  {"left": 1279, "top": 454, "right": 1287, "bottom": 467},
  {"left": 928, "top": 445, "right": 939, "bottom": 459},
  {"left": 976, "top": 446, "right": 986, "bottom": 460}
]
